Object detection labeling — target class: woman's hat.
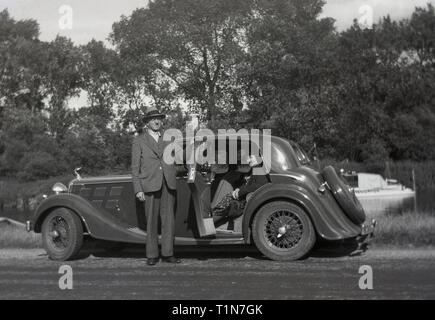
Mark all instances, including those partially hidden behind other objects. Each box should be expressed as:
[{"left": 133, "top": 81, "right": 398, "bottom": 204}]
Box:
[{"left": 142, "top": 106, "right": 166, "bottom": 122}]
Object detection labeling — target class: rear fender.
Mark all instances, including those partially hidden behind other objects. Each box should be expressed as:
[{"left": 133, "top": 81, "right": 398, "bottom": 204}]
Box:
[
  {"left": 33, "top": 193, "right": 146, "bottom": 244},
  {"left": 242, "top": 184, "right": 361, "bottom": 244}
]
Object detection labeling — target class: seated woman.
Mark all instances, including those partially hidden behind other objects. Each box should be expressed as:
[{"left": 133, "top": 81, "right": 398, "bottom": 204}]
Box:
[{"left": 212, "top": 154, "right": 270, "bottom": 218}]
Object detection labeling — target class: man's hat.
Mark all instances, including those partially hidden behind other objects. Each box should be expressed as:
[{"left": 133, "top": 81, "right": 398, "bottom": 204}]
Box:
[{"left": 142, "top": 106, "right": 166, "bottom": 122}]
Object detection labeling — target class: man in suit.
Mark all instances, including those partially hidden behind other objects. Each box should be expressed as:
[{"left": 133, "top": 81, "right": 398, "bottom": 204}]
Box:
[{"left": 131, "top": 107, "right": 181, "bottom": 266}]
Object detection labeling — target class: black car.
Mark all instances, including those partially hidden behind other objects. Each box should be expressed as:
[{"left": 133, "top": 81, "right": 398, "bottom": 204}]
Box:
[{"left": 27, "top": 133, "right": 375, "bottom": 261}]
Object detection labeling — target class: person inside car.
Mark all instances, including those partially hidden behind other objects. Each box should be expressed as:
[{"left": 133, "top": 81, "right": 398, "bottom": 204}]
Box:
[{"left": 211, "top": 154, "right": 270, "bottom": 218}]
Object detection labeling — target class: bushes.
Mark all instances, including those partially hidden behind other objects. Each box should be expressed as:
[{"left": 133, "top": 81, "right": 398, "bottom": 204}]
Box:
[
  {"left": 0, "top": 107, "right": 134, "bottom": 182},
  {"left": 360, "top": 139, "right": 390, "bottom": 174},
  {"left": 62, "top": 116, "right": 133, "bottom": 175},
  {"left": 17, "top": 151, "right": 67, "bottom": 181}
]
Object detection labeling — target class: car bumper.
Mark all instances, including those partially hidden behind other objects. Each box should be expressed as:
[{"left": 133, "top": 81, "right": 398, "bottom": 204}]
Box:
[
  {"left": 356, "top": 218, "right": 376, "bottom": 245},
  {"left": 361, "top": 218, "right": 376, "bottom": 236}
]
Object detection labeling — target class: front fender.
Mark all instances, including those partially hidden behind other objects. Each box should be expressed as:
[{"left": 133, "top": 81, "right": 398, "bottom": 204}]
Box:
[
  {"left": 242, "top": 183, "right": 361, "bottom": 243},
  {"left": 33, "top": 193, "right": 146, "bottom": 244}
]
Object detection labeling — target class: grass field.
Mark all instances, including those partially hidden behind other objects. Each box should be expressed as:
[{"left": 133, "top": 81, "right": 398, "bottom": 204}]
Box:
[
  {"left": 373, "top": 211, "right": 435, "bottom": 247},
  {"left": 0, "top": 220, "right": 41, "bottom": 249}
]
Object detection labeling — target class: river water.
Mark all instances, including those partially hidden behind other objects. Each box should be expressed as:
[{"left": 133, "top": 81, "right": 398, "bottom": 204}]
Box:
[
  {"left": 359, "top": 188, "right": 435, "bottom": 218},
  {"left": 1, "top": 188, "right": 434, "bottom": 223}
]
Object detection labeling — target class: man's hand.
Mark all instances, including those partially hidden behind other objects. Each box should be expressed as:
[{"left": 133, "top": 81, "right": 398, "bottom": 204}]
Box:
[
  {"left": 232, "top": 188, "right": 240, "bottom": 200},
  {"left": 136, "top": 192, "right": 146, "bottom": 202}
]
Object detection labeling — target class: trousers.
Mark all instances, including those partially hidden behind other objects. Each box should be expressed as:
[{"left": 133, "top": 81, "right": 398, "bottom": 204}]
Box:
[{"left": 144, "top": 177, "right": 176, "bottom": 258}]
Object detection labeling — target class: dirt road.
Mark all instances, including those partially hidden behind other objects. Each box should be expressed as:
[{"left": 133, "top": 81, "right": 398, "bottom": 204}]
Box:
[{"left": 0, "top": 247, "right": 434, "bottom": 299}]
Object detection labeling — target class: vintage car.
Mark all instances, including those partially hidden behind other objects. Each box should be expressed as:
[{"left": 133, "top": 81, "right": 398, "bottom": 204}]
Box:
[{"left": 27, "top": 133, "right": 375, "bottom": 261}]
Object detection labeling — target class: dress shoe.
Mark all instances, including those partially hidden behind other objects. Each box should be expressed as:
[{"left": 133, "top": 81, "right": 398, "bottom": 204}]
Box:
[
  {"left": 161, "top": 256, "right": 181, "bottom": 264},
  {"left": 147, "top": 257, "right": 159, "bottom": 266}
]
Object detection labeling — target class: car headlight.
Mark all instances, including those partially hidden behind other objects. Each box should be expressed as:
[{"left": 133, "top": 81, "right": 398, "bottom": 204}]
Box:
[{"left": 52, "top": 182, "right": 68, "bottom": 194}]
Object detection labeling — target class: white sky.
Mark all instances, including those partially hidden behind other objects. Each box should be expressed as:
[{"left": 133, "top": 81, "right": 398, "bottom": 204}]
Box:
[
  {"left": 1, "top": 0, "right": 434, "bottom": 45},
  {"left": 1, "top": 0, "right": 434, "bottom": 108},
  {"left": 321, "top": 0, "right": 435, "bottom": 30},
  {"left": 0, "top": 0, "right": 149, "bottom": 45}
]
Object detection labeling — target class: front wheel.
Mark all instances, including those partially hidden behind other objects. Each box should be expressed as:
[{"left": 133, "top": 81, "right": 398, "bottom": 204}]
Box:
[
  {"left": 252, "top": 201, "right": 316, "bottom": 261},
  {"left": 41, "top": 208, "right": 84, "bottom": 261}
]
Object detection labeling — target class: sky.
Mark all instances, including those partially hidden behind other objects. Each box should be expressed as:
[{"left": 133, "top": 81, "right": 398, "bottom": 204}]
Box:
[
  {"left": 1, "top": 0, "right": 434, "bottom": 108},
  {"left": 1, "top": 0, "right": 435, "bottom": 45}
]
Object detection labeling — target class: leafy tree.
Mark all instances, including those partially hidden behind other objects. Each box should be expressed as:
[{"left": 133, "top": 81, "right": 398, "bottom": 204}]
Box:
[
  {"left": 240, "top": 0, "right": 339, "bottom": 151},
  {"left": 335, "top": 5, "right": 435, "bottom": 163},
  {"left": 0, "top": 9, "right": 46, "bottom": 115},
  {"left": 42, "top": 36, "right": 84, "bottom": 141},
  {"left": 62, "top": 113, "right": 114, "bottom": 172},
  {"left": 110, "top": 0, "right": 252, "bottom": 127},
  {"left": 81, "top": 40, "right": 118, "bottom": 128},
  {"left": 0, "top": 108, "right": 67, "bottom": 179},
  {"left": 17, "top": 151, "right": 66, "bottom": 181},
  {"left": 405, "top": 4, "right": 435, "bottom": 65}
]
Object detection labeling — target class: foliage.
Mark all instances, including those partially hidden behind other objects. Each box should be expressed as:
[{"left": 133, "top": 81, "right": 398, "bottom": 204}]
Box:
[
  {"left": 110, "top": 0, "right": 252, "bottom": 127},
  {"left": 1, "top": 3, "right": 435, "bottom": 182}
]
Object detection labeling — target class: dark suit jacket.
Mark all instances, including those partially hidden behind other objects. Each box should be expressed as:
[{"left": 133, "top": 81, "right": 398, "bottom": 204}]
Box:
[
  {"left": 238, "top": 167, "right": 271, "bottom": 200},
  {"left": 220, "top": 167, "right": 270, "bottom": 200},
  {"left": 131, "top": 132, "right": 177, "bottom": 194}
]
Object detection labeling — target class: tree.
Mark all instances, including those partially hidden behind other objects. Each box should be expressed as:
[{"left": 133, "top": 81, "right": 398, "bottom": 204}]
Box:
[
  {"left": 240, "top": 0, "right": 339, "bottom": 150},
  {"left": 63, "top": 112, "right": 114, "bottom": 172},
  {"left": 405, "top": 3, "right": 435, "bottom": 65},
  {"left": 111, "top": 0, "right": 252, "bottom": 127},
  {"left": 335, "top": 6, "right": 435, "bottom": 162},
  {"left": 80, "top": 40, "right": 118, "bottom": 129},
  {"left": 0, "top": 9, "right": 46, "bottom": 115},
  {"left": 42, "top": 36, "right": 84, "bottom": 141},
  {"left": 0, "top": 108, "right": 67, "bottom": 179}
]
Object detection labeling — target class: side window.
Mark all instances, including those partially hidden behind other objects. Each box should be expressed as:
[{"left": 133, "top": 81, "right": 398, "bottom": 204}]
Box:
[{"left": 271, "top": 144, "right": 293, "bottom": 172}]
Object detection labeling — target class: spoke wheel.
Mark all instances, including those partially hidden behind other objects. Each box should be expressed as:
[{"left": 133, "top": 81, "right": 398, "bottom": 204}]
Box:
[
  {"left": 264, "top": 210, "right": 304, "bottom": 250},
  {"left": 49, "top": 216, "right": 71, "bottom": 249},
  {"left": 42, "top": 208, "right": 83, "bottom": 261},
  {"left": 252, "top": 201, "right": 315, "bottom": 261}
]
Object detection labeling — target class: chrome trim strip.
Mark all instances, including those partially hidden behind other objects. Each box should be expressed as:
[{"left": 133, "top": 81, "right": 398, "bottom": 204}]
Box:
[{"left": 269, "top": 173, "right": 304, "bottom": 181}]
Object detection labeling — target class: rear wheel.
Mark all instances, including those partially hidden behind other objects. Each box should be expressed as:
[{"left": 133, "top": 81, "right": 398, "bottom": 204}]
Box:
[
  {"left": 252, "top": 201, "right": 316, "bottom": 261},
  {"left": 41, "top": 208, "right": 83, "bottom": 261}
]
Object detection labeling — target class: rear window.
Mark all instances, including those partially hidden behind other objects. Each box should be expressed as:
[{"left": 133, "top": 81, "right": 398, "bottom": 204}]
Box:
[{"left": 290, "top": 143, "right": 311, "bottom": 166}]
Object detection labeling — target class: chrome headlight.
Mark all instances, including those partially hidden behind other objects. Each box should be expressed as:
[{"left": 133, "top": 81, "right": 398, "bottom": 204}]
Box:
[{"left": 52, "top": 182, "right": 68, "bottom": 194}]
